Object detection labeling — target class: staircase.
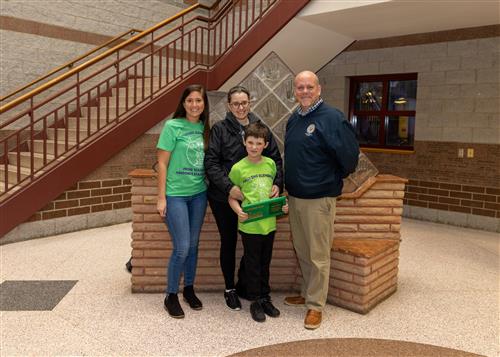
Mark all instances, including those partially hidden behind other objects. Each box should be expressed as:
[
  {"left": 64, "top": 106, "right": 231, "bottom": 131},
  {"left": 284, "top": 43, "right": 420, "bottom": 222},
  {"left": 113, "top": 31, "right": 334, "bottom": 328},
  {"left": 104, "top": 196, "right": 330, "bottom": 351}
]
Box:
[{"left": 0, "top": 0, "right": 309, "bottom": 238}]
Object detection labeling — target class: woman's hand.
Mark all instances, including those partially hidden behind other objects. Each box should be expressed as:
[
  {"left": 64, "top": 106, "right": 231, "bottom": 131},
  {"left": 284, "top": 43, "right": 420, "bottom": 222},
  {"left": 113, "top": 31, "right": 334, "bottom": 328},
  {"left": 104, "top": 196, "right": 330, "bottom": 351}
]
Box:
[
  {"left": 269, "top": 185, "right": 279, "bottom": 198},
  {"left": 229, "top": 185, "right": 244, "bottom": 201},
  {"left": 157, "top": 196, "right": 167, "bottom": 217}
]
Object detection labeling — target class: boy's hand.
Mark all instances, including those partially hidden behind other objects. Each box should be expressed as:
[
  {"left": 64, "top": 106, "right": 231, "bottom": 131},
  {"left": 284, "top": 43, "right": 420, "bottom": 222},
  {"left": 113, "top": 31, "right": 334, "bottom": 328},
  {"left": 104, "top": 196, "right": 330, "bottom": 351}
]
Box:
[
  {"left": 237, "top": 210, "right": 249, "bottom": 222},
  {"left": 269, "top": 185, "right": 279, "bottom": 198}
]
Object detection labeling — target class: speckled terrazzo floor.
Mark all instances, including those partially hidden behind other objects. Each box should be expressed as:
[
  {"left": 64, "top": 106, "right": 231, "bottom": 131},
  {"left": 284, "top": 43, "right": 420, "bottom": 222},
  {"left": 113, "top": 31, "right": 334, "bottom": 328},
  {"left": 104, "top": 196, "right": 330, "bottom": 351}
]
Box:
[{"left": 0, "top": 219, "right": 498, "bottom": 356}]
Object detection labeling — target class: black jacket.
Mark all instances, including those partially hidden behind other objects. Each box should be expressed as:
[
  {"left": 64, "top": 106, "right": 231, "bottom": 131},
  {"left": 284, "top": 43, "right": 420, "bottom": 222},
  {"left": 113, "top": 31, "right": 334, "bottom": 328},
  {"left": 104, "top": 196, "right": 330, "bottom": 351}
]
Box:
[{"left": 204, "top": 112, "right": 283, "bottom": 202}]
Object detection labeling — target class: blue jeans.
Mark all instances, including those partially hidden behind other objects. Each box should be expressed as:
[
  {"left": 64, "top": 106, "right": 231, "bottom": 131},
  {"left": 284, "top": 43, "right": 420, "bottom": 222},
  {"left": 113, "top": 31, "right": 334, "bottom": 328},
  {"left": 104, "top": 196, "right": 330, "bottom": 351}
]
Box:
[{"left": 165, "top": 191, "right": 207, "bottom": 294}]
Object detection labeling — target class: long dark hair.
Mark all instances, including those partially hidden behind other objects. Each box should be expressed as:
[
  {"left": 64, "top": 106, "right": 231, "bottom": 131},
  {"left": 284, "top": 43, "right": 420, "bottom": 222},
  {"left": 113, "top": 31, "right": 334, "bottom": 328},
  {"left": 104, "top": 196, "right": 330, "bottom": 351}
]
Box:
[{"left": 173, "top": 84, "right": 210, "bottom": 150}]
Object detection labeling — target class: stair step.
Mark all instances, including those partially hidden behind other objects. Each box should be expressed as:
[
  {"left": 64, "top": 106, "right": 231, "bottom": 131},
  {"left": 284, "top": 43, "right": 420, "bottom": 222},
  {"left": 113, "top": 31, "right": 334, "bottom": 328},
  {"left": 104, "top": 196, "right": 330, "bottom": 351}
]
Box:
[
  {"left": 80, "top": 106, "right": 123, "bottom": 119},
  {"left": 112, "top": 87, "right": 157, "bottom": 99},
  {"left": 66, "top": 117, "right": 117, "bottom": 130},
  {"left": 31, "top": 139, "right": 77, "bottom": 155},
  {"left": 0, "top": 164, "right": 31, "bottom": 184},
  {"left": 8, "top": 151, "right": 55, "bottom": 170},
  {"left": 46, "top": 128, "right": 91, "bottom": 141},
  {"left": 96, "top": 100, "right": 129, "bottom": 109},
  {"left": 129, "top": 77, "right": 161, "bottom": 88},
  {"left": 0, "top": 180, "right": 24, "bottom": 193}
]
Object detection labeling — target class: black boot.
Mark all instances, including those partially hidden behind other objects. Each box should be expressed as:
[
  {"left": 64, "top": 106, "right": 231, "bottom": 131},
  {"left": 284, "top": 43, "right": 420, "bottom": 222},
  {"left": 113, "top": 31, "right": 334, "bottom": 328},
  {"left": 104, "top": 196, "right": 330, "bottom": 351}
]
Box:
[
  {"left": 183, "top": 285, "right": 203, "bottom": 310},
  {"left": 164, "top": 293, "right": 185, "bottom": 318}
]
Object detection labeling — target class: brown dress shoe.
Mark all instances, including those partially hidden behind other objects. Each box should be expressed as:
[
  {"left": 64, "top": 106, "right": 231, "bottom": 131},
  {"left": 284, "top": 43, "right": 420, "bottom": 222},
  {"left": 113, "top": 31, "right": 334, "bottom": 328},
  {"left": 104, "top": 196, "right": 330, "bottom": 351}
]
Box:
[
  {"left": 304, "top": 309, "right": 322, "bottom": 329},
  {"left": 284, "top": 295, "right": 305, "bottom": 306}
]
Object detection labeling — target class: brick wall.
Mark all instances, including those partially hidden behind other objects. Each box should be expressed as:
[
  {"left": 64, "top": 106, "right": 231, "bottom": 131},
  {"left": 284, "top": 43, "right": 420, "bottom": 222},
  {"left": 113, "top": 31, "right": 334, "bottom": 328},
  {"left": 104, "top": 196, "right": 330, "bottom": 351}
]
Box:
[
  {"left": 25, "top": 178, "right": 132, "bottom": 223},
  {"left": 404, "top": 180, "right": 499, "bottom": 218},
  {"left": 318, "top": 30, "right": 500, "bottom": 231},
  {"left": 365, "top": 141, "right": 500, "bottom": 220},
  {"left": 17, "top": 130, "right": 160, "bottom": 226}
]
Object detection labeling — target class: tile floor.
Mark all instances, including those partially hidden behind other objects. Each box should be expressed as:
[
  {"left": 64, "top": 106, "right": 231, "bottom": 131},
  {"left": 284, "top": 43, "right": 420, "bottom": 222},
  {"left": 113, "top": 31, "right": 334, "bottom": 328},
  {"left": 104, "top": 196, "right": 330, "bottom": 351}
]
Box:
[{"left": 0, "top": 219, "right": 498, "bottom": 356}]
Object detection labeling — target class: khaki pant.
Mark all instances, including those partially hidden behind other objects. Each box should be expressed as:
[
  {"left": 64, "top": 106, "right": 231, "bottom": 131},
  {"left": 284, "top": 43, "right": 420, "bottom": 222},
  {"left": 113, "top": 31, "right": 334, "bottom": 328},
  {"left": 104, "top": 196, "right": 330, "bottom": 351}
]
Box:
[{"left": 288, "top": 195, "right": 337, "bottom": 311}]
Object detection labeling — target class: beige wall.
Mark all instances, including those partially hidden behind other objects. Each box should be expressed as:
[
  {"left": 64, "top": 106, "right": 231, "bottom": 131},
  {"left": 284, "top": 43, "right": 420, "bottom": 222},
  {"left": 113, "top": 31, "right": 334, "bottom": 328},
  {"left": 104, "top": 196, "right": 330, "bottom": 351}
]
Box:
[
  {"left": 1, "top": 0, "right": 186, "bottom": 35},
  {"left": 320, "top": 37, "right": 500, "bottom": 145},
  {"left": 0, "top": 0, "right": 187, "bottom": 95},
  {"left": 318, "top": 32, "right": 500, "bottom": 231}
]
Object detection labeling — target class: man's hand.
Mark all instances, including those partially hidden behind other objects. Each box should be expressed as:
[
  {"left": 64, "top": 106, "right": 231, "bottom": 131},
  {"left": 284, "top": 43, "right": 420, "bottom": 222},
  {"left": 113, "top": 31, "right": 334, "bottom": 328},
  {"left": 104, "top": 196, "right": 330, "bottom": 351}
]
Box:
[
  {"left": 282, "top": 200, "right": 289, "bottom": 214},
  {"left": 229, "top": 185, "right": 244, "bottom": 201}
]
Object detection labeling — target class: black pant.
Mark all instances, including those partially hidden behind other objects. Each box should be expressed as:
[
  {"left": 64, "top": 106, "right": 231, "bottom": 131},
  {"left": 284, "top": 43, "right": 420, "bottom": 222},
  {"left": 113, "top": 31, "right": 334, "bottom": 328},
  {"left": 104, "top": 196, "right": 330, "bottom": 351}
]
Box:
[
  {"left": 209, "top": 198, "right": 245, "bottom": 291},
  {"left": 240, "top": 230, "right": 275, "bottom": 301}
]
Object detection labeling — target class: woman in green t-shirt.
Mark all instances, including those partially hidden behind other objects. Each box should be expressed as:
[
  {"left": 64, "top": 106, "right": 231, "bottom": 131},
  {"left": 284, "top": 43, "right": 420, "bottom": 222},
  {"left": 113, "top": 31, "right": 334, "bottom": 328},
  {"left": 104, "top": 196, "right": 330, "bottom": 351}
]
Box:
[{"left": 156, "top": 84, "right": 210, "bottom": 319}]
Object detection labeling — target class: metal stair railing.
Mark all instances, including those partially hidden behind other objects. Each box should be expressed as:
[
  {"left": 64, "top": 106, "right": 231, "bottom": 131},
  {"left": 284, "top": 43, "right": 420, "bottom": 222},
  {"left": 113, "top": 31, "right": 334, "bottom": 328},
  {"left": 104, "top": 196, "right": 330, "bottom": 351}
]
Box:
[{"left": 0, "top": 0, "right": 280, "bottom": 198}]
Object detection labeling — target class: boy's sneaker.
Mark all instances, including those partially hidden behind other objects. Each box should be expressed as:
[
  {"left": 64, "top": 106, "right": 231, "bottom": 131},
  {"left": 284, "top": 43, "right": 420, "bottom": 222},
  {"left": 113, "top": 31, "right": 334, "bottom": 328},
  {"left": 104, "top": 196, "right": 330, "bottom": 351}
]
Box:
[
  {"left": 164, "top": 294, "right": 185, "bottom": 318},
  {"left": 250, "top": 301, "right": 266, "bottom": 322},
  {"left": 224, "top": 289, "right": 241, "bottom": 310},
  {"left": 260, "top": 298, "right": 280, "bottom": 317}
]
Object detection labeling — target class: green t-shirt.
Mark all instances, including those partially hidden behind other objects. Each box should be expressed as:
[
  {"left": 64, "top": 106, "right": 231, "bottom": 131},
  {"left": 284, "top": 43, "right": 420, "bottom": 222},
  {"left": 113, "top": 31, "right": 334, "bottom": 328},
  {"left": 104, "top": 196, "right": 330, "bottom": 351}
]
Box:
[
  {"left": 156, "top": 118, "right": 206, "bottom": 196},
  {"left": 228, "top": 156, "right": 277, "bottom": 235}
]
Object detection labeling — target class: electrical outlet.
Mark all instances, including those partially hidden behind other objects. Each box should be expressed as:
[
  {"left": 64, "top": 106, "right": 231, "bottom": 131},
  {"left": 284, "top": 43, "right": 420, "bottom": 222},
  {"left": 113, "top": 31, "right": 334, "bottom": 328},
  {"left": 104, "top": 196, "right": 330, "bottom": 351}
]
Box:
[
  {"left": 458, "top": 148, "right": 464, "bottom": 158},
  {"left": 467, "top": 148, "right": 474, "bottom": 158}
]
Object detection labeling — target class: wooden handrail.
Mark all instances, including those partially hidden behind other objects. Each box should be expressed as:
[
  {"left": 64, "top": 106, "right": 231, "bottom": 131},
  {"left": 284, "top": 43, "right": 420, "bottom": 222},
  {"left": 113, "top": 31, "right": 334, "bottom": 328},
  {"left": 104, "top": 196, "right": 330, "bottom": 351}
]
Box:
[
  {"left": 0, "top": 3, "right": 202, "bottom": 114},
  {"left": 0, "top": 28, "right": 143, "bottom": 103}
]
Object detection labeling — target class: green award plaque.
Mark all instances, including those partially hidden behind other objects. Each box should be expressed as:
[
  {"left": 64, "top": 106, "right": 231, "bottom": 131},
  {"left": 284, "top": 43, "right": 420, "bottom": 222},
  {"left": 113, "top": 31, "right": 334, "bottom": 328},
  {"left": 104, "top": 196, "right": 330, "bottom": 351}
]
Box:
[{"left": 242, "top": 196, "right": 286, "bottom": 223}]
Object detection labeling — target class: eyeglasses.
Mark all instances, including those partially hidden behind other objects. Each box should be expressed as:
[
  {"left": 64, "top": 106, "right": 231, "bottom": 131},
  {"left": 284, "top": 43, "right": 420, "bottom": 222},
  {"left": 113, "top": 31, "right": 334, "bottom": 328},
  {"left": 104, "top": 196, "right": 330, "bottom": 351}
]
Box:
[{"left": 229, "top": 101, "right": 249, "bottom": 109}]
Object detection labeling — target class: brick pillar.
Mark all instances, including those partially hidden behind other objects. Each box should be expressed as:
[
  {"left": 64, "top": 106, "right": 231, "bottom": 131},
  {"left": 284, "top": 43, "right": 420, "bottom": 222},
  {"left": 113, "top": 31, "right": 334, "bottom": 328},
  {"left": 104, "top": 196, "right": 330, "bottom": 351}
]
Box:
[{"left": 329, "top": 175, "right": 407, "bottom": 313}]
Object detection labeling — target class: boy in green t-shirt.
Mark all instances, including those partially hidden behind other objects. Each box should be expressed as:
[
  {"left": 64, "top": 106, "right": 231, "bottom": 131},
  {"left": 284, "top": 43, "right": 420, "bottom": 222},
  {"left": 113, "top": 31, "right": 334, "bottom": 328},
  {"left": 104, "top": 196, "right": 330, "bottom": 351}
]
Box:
[{"left": 228, "top": 122, "right": 288, "bottom": 323}]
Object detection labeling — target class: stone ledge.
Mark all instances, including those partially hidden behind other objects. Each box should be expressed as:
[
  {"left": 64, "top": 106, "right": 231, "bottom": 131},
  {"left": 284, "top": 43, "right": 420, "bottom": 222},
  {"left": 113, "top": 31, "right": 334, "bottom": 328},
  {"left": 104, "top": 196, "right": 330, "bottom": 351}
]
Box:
[
  {"left": 129, "top": 169, "right": 156, "bottom": 178},
  {"left": 333, "top": 239, "right": 399, "bottom": 259},
  {"left": 340, "top": 175, "right": 408, "bottom": 200}
]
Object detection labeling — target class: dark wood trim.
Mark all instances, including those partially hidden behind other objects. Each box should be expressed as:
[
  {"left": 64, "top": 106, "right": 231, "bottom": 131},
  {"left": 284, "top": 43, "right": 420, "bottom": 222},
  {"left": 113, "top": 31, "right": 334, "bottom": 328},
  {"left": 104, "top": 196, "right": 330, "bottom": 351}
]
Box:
[{"left": 346, "top": 24, "right": 500, "bottom": 52}]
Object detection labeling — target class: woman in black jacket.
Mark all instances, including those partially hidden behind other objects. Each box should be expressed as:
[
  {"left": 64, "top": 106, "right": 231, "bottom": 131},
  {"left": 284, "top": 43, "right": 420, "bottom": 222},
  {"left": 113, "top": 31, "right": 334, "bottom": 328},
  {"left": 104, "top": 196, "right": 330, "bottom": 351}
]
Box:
[{"left": 204, "top": 85, "right": 283, "bottom": 311}]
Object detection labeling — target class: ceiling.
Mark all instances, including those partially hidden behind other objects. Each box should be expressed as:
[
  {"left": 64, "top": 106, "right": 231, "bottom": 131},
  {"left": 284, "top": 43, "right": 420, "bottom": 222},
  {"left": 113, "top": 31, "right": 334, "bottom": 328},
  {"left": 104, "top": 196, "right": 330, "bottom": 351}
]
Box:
[{"left": 299, "top": 0, "right": 500, "bottom": 40}]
